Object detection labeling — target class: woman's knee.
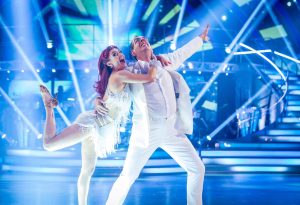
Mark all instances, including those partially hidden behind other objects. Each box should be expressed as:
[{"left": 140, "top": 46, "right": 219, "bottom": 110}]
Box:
[{"left": 43, "top": 141, "right": 56, "bottom": 152}]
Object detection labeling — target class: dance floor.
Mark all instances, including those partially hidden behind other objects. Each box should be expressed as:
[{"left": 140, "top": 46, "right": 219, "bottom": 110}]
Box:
[{"left": 0, "top": 173, "right": 299, "bottom": 205}]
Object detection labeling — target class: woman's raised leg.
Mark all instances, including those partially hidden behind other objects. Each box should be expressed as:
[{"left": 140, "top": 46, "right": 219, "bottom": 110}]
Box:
[{"left": 40, "top": 85, "right": 92, "bottom": 151}]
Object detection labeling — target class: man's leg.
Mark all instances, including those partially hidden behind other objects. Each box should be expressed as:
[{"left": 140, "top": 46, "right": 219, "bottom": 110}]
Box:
[
  {"left": 161, "top": 135, "right": 205, "bottom": 205},
  {"left": 106, "top": 144, "right": 156, "bottom": 205}
]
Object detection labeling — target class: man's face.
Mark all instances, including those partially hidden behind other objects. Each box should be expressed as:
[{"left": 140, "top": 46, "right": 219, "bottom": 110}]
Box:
[{"left": 131, "top": 36, "right": 152, "bottom": 57}]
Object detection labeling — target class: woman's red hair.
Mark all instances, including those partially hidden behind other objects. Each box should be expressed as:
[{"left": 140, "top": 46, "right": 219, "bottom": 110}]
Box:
[{"left": 94, "top": 45, "right": 119, "bottom": 99}]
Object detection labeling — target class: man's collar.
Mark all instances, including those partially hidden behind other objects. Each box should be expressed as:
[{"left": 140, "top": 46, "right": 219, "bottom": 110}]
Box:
[{"left": 136, "top": 60, "right": 147, "bottom": 67}]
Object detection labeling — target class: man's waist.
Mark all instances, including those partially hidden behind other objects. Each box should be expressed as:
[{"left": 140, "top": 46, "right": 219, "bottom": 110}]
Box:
[{"left": 148, "top": 113, "right": 176, "bottom": 122}]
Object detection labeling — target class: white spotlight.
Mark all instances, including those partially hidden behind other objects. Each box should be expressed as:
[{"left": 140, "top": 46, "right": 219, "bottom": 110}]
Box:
[
  {"left": 108, "top": 0, "right": 114, "bottom": 45},
  {"left": 67, "top": 98, "right": 75, "bottom": 101},
  {"left": 7, "top": 70, "right": 11, "bottom": 74},
  {"left": 120, "top": 127, "right": 126, "bottom": 133},
  {"left": 52, "top": 68, "right": 56, "bottom": 73},
  {"left": 21, "top": 69, "right": 25, "bottom": 73},
  {"left": 274, "top": 51, "right": 300, "bottom": 63},
  {"left": 1, "top": 133, "right": 6, "bottom": 139},
  {"left": 170, "top": 42, "right": 176, "bottom": 50},
  {"left": 198, "top": 71, "right": 202, "bottom": 75},
  {"left": 37, "top": 134, "right": 43, "bottom": 139},
  {"left": 287, "top": 1, "right": 292, "bottom": 6},
  {"left": 84, "top": 68, "right": 90, "bottom": 73},
  {"left": 206, "top": 135, "right": 212, "bottom": 141},
  {"left": 69, "top": 68, "right": 74, "bottom": 73},
  {"left": 182, "top": 70, "right": 186, "bottom": 74},
  {"left": 221, "top": 15, "right": 227, "bottom": 21},
  {"left": 187, "top": 62, "right": 194, "bottom": 69},
  {"left": 225, "top": 47, "right": 231, "bottom": 53},
  {"left": 223, "top": 64, "right": 228, "bottom": 72},
  {"left": 47, "top": 40, "right": 53, "bottom": 49},
  {"left": 36, "top": 69, "right": 40, "bottom": 73}
]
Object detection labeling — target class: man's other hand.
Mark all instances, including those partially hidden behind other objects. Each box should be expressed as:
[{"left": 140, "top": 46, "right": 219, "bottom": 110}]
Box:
[
  {"left": 200, "top": 24, "right": 210, "bottom": 42},
  {"left": 156, "top": 55, "right": 172, "bottom": 67},
  {"left": 94, "top": 97, "right": 109, "bottom": 116}
]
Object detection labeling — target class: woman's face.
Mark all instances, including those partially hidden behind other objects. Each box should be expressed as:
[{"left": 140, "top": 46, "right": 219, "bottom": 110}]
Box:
[{"left": 107, "top": 48, "right": 126, "bottom": 71}]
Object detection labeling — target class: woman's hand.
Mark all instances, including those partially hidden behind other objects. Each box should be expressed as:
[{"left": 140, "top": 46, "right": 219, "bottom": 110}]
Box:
[{"left": 148, "top": 65, "right": 157, "bottom": 81}]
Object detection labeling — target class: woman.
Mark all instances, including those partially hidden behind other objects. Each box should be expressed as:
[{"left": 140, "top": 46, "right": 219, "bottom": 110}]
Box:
[{"left": 40, "top": 45, "right": 158, "bottom": 205}]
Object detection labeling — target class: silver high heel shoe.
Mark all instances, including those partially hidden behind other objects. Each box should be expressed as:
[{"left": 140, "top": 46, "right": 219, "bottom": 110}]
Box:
[{"left": 39, "top": 85, "right": 58, "bottom": 108}]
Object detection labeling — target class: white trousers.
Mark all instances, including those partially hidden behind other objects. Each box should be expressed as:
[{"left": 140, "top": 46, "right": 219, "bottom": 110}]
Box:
[{"left": 106, "top": 116, "right": 205, "bottom": 205}]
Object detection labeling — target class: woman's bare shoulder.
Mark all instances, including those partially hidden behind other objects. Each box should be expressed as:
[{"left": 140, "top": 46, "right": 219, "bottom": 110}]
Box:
[{"left": 108, "top": 73, "right": 125, "bottom": 93}]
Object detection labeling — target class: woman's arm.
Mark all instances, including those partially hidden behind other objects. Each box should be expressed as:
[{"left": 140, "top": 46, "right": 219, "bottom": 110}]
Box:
[{"left": 115, "top": 67, "right": 156, "bottom": 84}]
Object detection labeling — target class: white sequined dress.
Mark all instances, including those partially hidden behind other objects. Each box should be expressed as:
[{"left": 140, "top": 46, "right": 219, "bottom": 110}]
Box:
[{"left": 74, "top": 85, "right": 131, "bottom": 158}]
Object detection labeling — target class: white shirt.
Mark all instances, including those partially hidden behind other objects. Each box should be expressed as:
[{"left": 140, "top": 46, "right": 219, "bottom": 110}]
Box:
[{"left": 133, "top": 60, "right": 177, "bottom": 119}]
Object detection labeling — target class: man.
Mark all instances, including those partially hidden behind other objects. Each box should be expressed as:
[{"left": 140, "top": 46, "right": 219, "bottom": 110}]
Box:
[{"left": 105, "top": 25, "right": 209, "bottom": 205}]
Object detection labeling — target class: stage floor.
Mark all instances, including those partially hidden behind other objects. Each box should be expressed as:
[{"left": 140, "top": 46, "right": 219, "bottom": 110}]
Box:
[{"left": 0, "top": 173, "right": 299, "bottom": 205}]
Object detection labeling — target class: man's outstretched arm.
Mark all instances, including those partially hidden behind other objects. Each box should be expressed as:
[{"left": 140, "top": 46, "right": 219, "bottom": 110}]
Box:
[{"left": 162, "top": 25, "right": 210, "bottom": 70}]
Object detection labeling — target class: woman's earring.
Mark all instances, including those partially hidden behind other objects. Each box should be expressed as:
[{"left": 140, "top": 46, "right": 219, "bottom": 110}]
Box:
[{"left": 107, "top": 62, "right": 113, "bottom": 69}]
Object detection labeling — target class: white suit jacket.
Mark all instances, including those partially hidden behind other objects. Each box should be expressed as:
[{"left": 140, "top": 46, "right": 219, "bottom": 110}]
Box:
[{"left": 129, "top": 37, "right": 204, "bottom": 147}]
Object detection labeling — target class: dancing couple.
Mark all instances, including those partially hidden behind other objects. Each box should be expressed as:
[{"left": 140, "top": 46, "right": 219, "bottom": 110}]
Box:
[{"left": 40, "top": 25, "right": 209, "bottom": 205}]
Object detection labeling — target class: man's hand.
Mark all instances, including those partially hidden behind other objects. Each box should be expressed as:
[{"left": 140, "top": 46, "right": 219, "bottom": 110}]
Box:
[
  {"left": 200, "top": 24, "right": 209, "bottom": 42},
  {"left": 94, "top": 97, "right": 109, "bottom": 116},
  {"left": 156, "top": 55, "right": 172, "bottom": 67}
]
